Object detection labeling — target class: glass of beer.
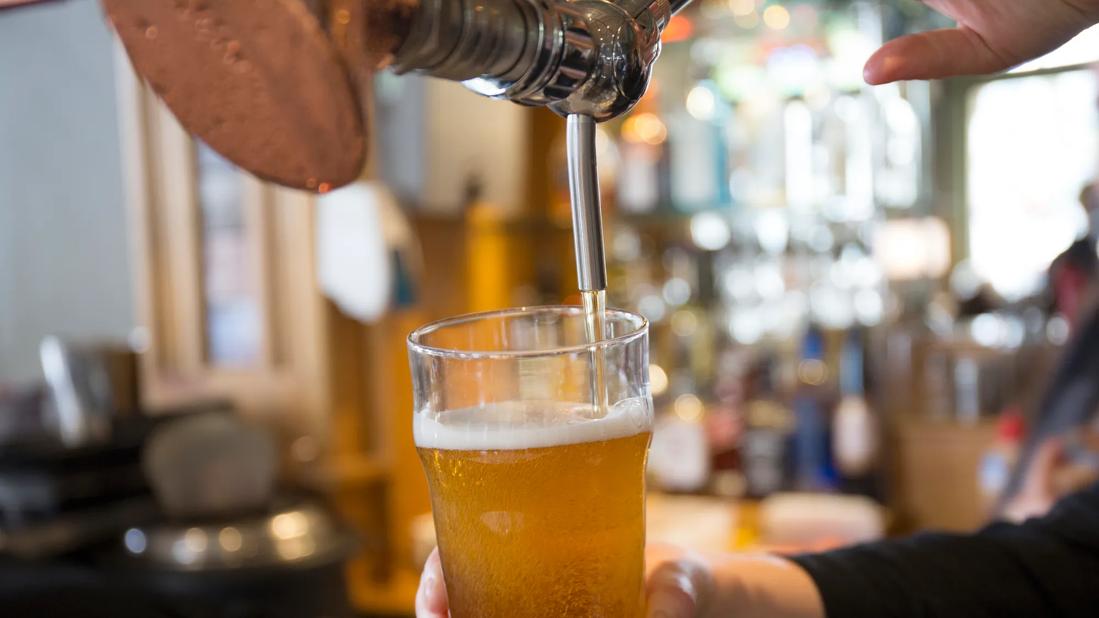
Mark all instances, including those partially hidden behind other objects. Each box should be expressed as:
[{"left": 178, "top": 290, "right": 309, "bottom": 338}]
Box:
[{"left": 408, "top": 306, "right": 652, "bottom": 618}]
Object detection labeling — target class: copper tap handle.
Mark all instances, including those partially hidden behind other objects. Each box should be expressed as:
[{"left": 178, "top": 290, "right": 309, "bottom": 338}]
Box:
[{"left": 103, "top": 0, "right": 374, "bottom": 190}]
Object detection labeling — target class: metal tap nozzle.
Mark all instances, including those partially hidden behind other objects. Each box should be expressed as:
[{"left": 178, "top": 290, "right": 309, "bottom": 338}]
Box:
[{"left": 566, "top": 114, "right": 606, "bottom": 292}]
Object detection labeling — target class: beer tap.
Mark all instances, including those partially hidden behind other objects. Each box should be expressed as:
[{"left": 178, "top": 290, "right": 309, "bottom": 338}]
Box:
[
  {"left": 104, "top": 0, "right": 694, "bottom": 315},
  {"left": 103, "top": 0, "right": 695, "bottom": 191}
]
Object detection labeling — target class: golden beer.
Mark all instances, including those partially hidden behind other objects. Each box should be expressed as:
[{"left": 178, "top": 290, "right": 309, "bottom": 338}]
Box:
[{"left": 416, "top": 399, "right": 652, "bottom": 618}]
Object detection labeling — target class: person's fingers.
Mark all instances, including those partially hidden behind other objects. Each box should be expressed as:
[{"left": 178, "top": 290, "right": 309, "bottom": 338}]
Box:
[
  {"left": 1002, "top": 437, "right": 1067, "bottom": 522},
  {"left": 415, "top": 548, "right": 449, "bottom": 618},
  {"left": 646, "top": 549, "right": 714, "bottom": 618},
  {"left": 1023, "top": 437, "right": 1066, "bottom": 497},
  {"left": 863, "top": 27, "right": 1014, "bottom": 85}
]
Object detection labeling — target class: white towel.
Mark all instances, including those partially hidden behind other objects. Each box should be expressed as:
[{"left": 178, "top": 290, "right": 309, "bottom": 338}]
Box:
[{"left": 316, "top": 182, "right": 404, "bottom": 323}]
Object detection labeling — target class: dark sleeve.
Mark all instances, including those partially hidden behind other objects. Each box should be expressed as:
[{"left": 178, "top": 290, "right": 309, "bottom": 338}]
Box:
[{"left": 789, "top": 482, "right": 1099, "bottom": 618}]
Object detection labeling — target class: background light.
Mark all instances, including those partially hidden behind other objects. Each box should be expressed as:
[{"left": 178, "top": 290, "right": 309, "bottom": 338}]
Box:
[
  {"left": 661, "top": 14, "right": 695, "bottom": 43},
  {"left": 690, "top": 211, "right": 732, "bottom": 251},
  {"left": 873, "top": 218, "right": 951, "bottom": 281},
  {"left": 649, "top": 364, "right": 669, "bottom": 396},
  {"left": 686, "top": 85, "right": 717, "bottom": 121},
  {"left": 729, "top": 0, "right": 755, "bottom": 16},
  {"left": 734, "top": 11, "right": 759, "bottom": 28},
  {"left": 622, "top": 112, "right": 668, "bottom": 145},
  {"left": 763, "top": 5, "right": 790, "bottom": 30},
  {"left": 671, "top": 310, "right": 700, "bottom": 337},
  {"left": 674, "top": 394, "right": 705, "bottom": 422}
]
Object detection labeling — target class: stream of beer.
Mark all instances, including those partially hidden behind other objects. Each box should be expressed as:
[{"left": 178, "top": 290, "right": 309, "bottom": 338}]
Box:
[{"left": 581, "top": 288, "right": 608, "bottom": 415}]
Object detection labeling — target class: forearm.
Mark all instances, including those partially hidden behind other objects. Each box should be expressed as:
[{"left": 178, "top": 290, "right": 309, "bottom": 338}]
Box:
[
  {"left": 788, "top": 483, "right": 1099, "bottom": 618},
  {"left": 702, "top": 553, "right": 824, "bottom": 618}
]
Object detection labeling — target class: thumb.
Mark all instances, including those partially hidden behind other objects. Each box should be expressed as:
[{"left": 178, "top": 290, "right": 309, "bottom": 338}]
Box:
[
  {"left": 1022, "top": 437, "right": 1067, "bottom": 496},
  {"left": 864, "top": 27, "right": 1013, "bottom": 85},
  {"left": 415, "top": 548, "right": 449, "bottom": 618},
  {"left": 1001, "top": 436, "right": 1066, "bottom": 522},
  {"left": 646, "top": 553, "right": 714, "bottom": 618}
]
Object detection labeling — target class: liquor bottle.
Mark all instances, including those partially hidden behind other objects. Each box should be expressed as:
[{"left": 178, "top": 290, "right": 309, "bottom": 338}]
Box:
[
  {"left": 664, "top": 248, "right": 718, "bottom": 390},
  {"left": 617, "top": 87, "right": 669, "bottom": 214},
  {"left": 832, "top": 328, "right": 880, "bottom": 489},
  {"left": 792, "top": 326, "right": 838, "bottom": 491},
  {"left": 668, "top": 79, "right": 730, "bottom": 212},
  {"left": 708, "top": 349, "right": 749, "bottom": 498},
  {"left": 874, "top": 83, "right": 922, "bottom": 210},
  {"left": 649, "top": 373, "right": 711, "bottom": 493},
  {"left": 742, "top": 358, "right": 794, "bottom": 498},
  {"left": 464, "top": 177, "right": 513, "bottom": 312}
]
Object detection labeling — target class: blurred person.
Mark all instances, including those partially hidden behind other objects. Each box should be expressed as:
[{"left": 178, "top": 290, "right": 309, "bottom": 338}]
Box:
[
  {"left": 999, "top": 299, "right": 1099, "bottom": 523},
  {"left": 1000, "top": 430, "right": 1099, "bottom": 523},
  {"left": 955, "top": 281, "right": 1002, "bottom": 318},
  {"left": 418, "top": 1, "right": 1099, "bottom": 616},
  {"left": 1048, "top": 182, "right": 1099, "bottom": 331},
  {"left": 1005, "top": 178, "right": 1099, "bottom": 517}
]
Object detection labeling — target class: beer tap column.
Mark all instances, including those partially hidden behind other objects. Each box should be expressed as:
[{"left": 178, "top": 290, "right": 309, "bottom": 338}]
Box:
[{"left": 389, "top": 0, "right": 689, "bottom": 122}]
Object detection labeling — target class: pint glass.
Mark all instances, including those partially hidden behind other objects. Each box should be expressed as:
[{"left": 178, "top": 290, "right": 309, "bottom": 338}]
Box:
[{"left": 408, "top": 306, "right": 652, "bottom": 618}]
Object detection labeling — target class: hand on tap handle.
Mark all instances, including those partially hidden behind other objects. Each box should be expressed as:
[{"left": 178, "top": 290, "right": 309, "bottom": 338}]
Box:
[{"left": 864, "top": 0, "right": 1099, "bottom": 84}]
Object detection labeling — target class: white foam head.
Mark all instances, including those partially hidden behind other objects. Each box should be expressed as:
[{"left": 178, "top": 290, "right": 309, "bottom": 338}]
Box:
[{"left": 413, "top": 397, "right": 653, "bottom": 451}]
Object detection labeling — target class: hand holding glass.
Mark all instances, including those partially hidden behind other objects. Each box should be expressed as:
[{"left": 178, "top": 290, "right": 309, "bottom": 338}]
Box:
[{"left": 408, "top": 306, "right": 652, "bottom": 617}]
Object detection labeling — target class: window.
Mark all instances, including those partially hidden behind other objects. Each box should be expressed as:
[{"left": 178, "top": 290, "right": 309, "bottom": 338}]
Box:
[
  {"left": 196, "top": 142, "right": 262, "bottom": 366},
  {"left": 966, "top": 69, "right": 1096, "bottom": 300}
]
